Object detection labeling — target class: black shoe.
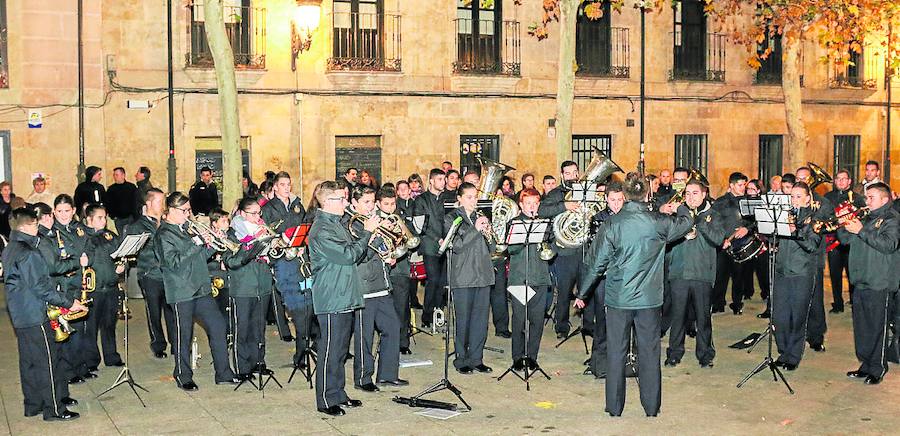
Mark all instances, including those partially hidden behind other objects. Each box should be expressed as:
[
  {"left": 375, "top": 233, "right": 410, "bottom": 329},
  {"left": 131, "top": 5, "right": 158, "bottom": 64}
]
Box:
[
  {"left": 700, "top": 361, "right": 714, "bottom": 368},
  {"left": 61, "top": 397, "right": 78, "bottom": 406},
  {"left": 178, "top": 381, "right": 199, "bottom": 391},
  {"left": 215, "top": 377, "right": 240, "bottom": 385},
  {"left": 153, "top": 351, "right": 168, "bottom": 359},
  {"left": 341, "top": 398, "right": 363, "bottom": 408},
  {"left": 106, "top": 361, "right": 125, "bottom": 367},
  {"left": 87, "top": 366, "right": 99, "bottom": 373},
  {"left": 83, "top": 372, "right": 98, "bottom": 379},
  {"left": 864, "top": 375, "right": 883, "bottom": 385},
  {"left": 515, "top": 359, "right": 527, "bottom": 371},
  {"left": 68, "top": 376, "right": 85, "bottom": 385},
  {"left": 607, "top": 411, "right": 621, "bottom": 417},
  {"left": 236, "top": 373, "right": 255, "bottom": 381},
  {"left": 410, "top": 302, "right": 423, "bottom": 310},
  {"left": 281, "top": 335, "right": 294, "bottom": 343},
  {"left": 711, "top": 307, "right": 725, "bottom": 314},
  {"left": 686, "top": 328, "right": 697, "bottom": 338},
  {"left": 495, "top": 331, "right": 512, "bottom": 339},
  {"left": 400, "top": 347, "right": 412, "bottom": 355},
  {"left": 318, "top": 406, "right": 346, "bottom": 416},
  {"left": 783, "top": 363, "right": 798, "bottom": 371},
  {"left": 474, "top": 364, "right": 493, "bottom": 374},
  {"left": 354, "top": 383, "right": 379, "bottom": 392},
  {"left": 44, "top": 410, "right": 79, "bottom": 421},
  {"left": 664, "top": 358, "right": 680, "bottom": 368},
  {"left": 456, "top": 366, "right": 473, "bottom": 375},
  {"left": 774, "top": 359, "right": 787, "bottom": 368},
  {"left": 847, "top": 370, "right": 869, "bottom": 379},
  {"left": 377, "top": 379, "right": 409, "bottom": 386},
  {"left": 556, "top": 331, "right": 568, "bottom": 339},
  {"left": 526, "top": 359, "right": 539, "bottom": 370},
  {"left": 730, "top": 305, "right": 743, "bottom": 315},
  {"left": 24, "top": 410, "right": 40, "bottom": 417},
  {"left": 757, "top": 311, "right": 771, "bottom": 319},
  {"left": 810, "top": 343, "right": 826, "bottom": 352},
  {"left": 829, "top": 307, "right": 844, "bottom": 314}
]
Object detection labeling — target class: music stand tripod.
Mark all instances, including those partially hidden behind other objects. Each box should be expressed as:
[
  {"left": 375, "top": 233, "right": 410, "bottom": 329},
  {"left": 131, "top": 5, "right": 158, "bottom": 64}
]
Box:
[
  {"left": 497, "top": 218, "right": 552, "bottom": 391},
  {"left": 394, "top": 232, "right": 471, "bottom": 411},
  {"left": 98, "top": 233, "right": 151, "bottom": 407},
  {"left": 288, "top": 339, "right": 316, "bottom": 388},
  {"left": 736, "top": 199, "right": 795, "bottom": 394}
]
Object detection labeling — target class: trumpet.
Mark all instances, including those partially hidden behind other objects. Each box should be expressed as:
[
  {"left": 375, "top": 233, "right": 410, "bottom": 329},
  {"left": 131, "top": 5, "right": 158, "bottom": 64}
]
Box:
[
  {"left": 81, "top": 267, "right": 96, "bottom": 303},
  {"left": 47, "top": 304, "right": 89, "bottom": 343},
  {"left": 811, "top": 202, "right": 870, "bottom": 233},
  {"left": 186, "top": 216, "right": 241, "bottom": 253}
]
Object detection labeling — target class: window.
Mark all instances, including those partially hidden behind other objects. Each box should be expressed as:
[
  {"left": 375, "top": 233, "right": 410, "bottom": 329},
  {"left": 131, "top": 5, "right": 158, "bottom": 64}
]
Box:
[
  {"left": 575, "top": 2, "right": 629, "bottom": 78},
  {"left": 830, "top": 43, "right": 877, "bottom": 89},
  {"left": 674, "top": 134, "right": 708, "bottom": 176},
  {"left": 329, "top": 0, "right": 401, "bottom": 72},
  {"left": 459, "top": 135, "right": 500, "bottom": 175},
  {"left": 0, "top": 131, "right": 10, "bottom": 182},
  {"left": 754, "top": 33, "right": 782, "bottom": 85},
  {"left": 834, "top": 135, "right": 861, "bottom": 183},
  {"left": 194, "top": 136, "right": 251, "bottom": 204},
  {"left": 758, "top": 135, "right": 783, "bottom": 185},
  {"left": 335, "top": 136, "right": 382, "bottom": 183},
  {"left": 670, "top": 0, "right": 725, "bottom": 82},
  {"left": 188, "top": 1, "right": 266, "bottom": 69},
  {"left": 453, "top": 0, "right": 520, "bottom": 76},
  {"left": 572, "top": 135, "right": 612, "bottom": 173},
  {"left": 0, "top": 0, "right": 7, "bottom": 88}
]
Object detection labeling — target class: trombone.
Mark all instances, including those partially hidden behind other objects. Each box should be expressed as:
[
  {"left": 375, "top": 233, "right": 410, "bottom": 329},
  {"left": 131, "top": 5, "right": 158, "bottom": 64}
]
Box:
[{"left": 186, "top": 216, "right": 241, "bottom": 253}]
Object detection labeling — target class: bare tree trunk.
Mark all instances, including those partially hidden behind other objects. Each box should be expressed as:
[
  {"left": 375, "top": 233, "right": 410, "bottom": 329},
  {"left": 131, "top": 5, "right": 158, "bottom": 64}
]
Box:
[
  {"left": 204, "top": 0, "right": 241, "bottom": 210},
  {"left": 782, "top": 36, "right": 808, "bottom": 170},
  {"left": 554, "top": 0, "right": 578, "bottom": 165}
]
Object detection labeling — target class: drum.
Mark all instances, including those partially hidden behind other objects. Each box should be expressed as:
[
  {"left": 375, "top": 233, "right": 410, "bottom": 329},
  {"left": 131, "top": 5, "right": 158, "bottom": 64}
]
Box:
[{"left": 728, "top": 232, "right": 767, "bottom": 263}]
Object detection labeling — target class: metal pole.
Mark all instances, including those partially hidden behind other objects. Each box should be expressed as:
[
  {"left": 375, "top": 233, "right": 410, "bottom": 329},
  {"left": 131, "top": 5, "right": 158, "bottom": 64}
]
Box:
[
  {"left": 167, "top": 0, "right": 177, "bottom": 192},
  {"left": 77, "top": 0, "right": 85, "bottom": 181},
  {"left": 639, "top": 8, "right": 646, "bottom": 175},
  {"left": 886, "top": 22, "right": 893, "bottom": 184}
]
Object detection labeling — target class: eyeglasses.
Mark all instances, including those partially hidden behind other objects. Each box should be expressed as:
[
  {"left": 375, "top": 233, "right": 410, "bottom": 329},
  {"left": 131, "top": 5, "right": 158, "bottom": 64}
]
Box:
[
  {"left": 326, "top": 197, "right": 346, "bottom": 202},
  {"left": 244, "top": 210, "right": 261, "bottom": 216},
  {"left": 176, "top": 206, "right": 192, "bottom": 214}
]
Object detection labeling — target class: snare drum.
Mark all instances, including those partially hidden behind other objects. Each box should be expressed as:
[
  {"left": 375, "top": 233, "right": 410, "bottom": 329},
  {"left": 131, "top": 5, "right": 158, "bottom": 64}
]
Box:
[{"left": 728, "top": 232, "right": 767, "bottom": 263}]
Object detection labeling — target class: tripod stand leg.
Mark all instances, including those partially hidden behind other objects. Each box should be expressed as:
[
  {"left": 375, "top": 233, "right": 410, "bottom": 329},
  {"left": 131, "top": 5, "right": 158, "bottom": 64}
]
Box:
[
  {"left": 770, "top": 365, "right": 795, "bottom": 394},
  {"left": 736, "top": 357, "right": 771, "bottom": 388},
  {"left": 746, "top": 326, "right": 771, "bottom": 354}
]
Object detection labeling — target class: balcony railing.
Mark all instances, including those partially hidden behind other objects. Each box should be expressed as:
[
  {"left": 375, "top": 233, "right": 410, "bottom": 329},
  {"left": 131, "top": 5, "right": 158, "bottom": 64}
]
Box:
[
  {"left": 576, "top": 27, "right": 630, "bottom": 78},
  {"left": 328, "top": 12, "right": 401, "bottom": 72},
  {"left": 453, "top": 19, "right": 520, "bottom": 76},
  {"left": 187, "top": 2, "right": 266, "bottom": 69},
  {"left": 669, "top": 31, "right": 726, "bottom": 82},
  {"left": 829, "top": 48, "right": 878, "bottom": 90}
]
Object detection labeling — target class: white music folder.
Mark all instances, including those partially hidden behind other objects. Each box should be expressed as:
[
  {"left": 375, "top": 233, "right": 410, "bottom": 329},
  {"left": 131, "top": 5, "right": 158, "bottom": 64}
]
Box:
[{"left": 507, "top": 285, "right": 537, "bottom": 305}]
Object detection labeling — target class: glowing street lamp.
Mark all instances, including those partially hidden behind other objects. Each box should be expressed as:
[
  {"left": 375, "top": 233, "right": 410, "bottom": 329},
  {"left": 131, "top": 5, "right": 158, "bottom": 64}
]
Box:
[{"left": 291, "top": 0, "right": 322, "bottom": 71}]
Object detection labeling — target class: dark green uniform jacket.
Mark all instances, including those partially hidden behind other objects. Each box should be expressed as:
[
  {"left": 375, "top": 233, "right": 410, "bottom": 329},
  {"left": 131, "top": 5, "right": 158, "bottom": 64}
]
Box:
[
  {"left": 774, "top": 206, "right": 821, "bottom": 277},
  {"left": 36, "top": 225, "right": 81, "bottom": 293},
  {"left": 84, "top": 228, "right": 121, "bottom": 292},
  {"left": 507, "top": 213, "right": 554, "bottom": 287},
  {"left": 261, "top": 194, "right": 306, "bottom": 234},
  {"left": 154, "top": 221, "right": 217, "bottom": 304},
  {"left": 667, "top": 201, "right": 729, "bottom": 285},
  {"left": 343, "top": 209, "right": 391, "bottom": 297},
  {"left": 224, "top": 232, "right": 272, "bottom": 298},
  {"left": 3, "top": 231, "right": 75, "bottom": 328},
  {"left": 308, "top": 211, "right": 372, "bottom": 315},
  {"left": 838, "top": 203, "right": 900, "bottom": 290},
  {"left": 53, "top": 219, "right": 90, "bottom": 297},
  {"left": 578, "top": 202, "right": 693, "bottom": 310},
  {"left": 444, "top": 207, "right": 496, "bottom": 289},
  {"left": 123, "top": 215, "right": 162, "bottom": 281},
  {"left": 412, "top": 190, "right": 445, "bottom": 257}
]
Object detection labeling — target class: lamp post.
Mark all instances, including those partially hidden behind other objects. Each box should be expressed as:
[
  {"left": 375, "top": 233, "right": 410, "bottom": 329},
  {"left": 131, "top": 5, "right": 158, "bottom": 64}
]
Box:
[{"left": 291, "top": 0, "right": 322, "bottom": 71}]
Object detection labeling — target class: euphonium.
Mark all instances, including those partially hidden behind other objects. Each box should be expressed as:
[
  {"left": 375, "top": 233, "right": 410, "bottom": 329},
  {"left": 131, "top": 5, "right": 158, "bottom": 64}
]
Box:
[
  {"left": 186, "top": 216, "right": 241, "bottom": 253},
  {"left": 81, "top": 267, "right": 96, "bottom": 302},
  {"left": 476, "top": 156, "right": 519, "bottom": 256},
  {"left": 804, "top": 162, "right": 833, "bottom": 190},
  {"left": 348, "top": 212, "right": 404, "bottom": 261},
  {"left": 553, "top": 148, "right": 623, "bottom": 249}
]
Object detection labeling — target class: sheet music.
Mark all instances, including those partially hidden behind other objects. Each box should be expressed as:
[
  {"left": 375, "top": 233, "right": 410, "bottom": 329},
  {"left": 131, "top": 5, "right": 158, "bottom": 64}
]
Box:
[
  {"left": 755, "top": 209, "right": 792, "bottom": 237},
  {"left": 506, "top": 220, "right": 549, "bottom": 245},
  {"left": 411, "top": 216, "right": 426, "bottom": 234},
  {"left": 508, "top": 285, "right": 537, "bottom": 305},
  {"left": 110, "top": 233, "right": 151, "bottom": 259}
]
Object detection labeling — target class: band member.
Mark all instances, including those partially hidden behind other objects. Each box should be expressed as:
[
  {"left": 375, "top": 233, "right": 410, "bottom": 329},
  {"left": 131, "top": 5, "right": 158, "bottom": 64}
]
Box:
[
  {"left": 154, "top": 192, "right": 237, "bottom": 390},
  {"left": 771, "top": 182, "right": 821, "bottom": 371},
  {"left": 4, "top": 207, "right": 88, "bottom": 421},
  {"left": 840, "top": 182, "right": 899, "bottom": 385},
  {"left": 664, "top": 180, "right": 726, "bottom": 368},
  {"left": 82, "top": 204, "right": 125, "bottom": 370},
  {"left": 395, "top": 180, "right": 423, "bottom": 311},
  {"left": 377, "top": 187, "right": 414, "bottom": 354},
  {"left": 579, "top": 183, "right": 625, "bottom": 379},
  {"left": 261, "top": 172, "right": 303, "bottom": 343},
  {"left": 795, "top": 166, "right": 833, "bottom": 352},
  {"left": 577, "top": 173, "right": 691, "bottom": 417},
  {"left": 539, "top": 160, "right": 592, "bottom": 339},
  {"left": 824, "top": 169, "right": 864, "bottom": 313},
  {"left": 444, "top": 182, "right": 496, "bottom": 374},
  {"left": 712, "top": 172, "right": 752, "bottom": 315},
  {"left": 124, "top": 188, "right": 174, "bottom": 359},
  {"left": 412, "top": 169, "right": 447, "bottom": 328},
  {"left": 52, "top": 194, "right": 95, "bottom": 383},
  {"left": 308, "top": 181, "right": 379, "bottom": 416},
  {"left": 507, "top": 188, "right": 553, "bottom": 370},
  {"left": 225, "top": 198, "right": 274, "bottom": 379},
  {"left": 207, "top": 208, "right": 231, "bottom": 322},
  {"left": 346, "top": 186, "right": 406, "bottom": 392},
  {"left": 745, "top": 180, "right": 770, "bottom": 302}
]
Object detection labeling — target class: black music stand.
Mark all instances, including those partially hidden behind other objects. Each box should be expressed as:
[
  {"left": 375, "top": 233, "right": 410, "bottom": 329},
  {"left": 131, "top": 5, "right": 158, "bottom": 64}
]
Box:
[
  {"left": 736, "top": 198, "right": 795, "bottom": 394},
  {"left": 97, "top": 233, "right": 151, "bottom": 407},
  {"left": 497, "top": 218, "right": 552, "bottom": 391}
]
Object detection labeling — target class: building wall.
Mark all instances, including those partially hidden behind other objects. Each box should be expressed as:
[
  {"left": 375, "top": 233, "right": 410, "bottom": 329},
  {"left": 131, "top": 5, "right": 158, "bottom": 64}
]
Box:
[{"left": 0, "top": 0, "right": 896, "bottom": 202}]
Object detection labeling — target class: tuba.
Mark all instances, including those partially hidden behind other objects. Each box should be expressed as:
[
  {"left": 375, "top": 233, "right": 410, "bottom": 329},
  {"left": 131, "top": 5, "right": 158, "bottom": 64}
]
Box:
[
  {"left": 804, "top": 162, "right": 833, "bottom": 190},
  {"left": 476, "top": 156, "right": 519, "bottom": 254},
  {"left": 666, "top": 168, "right": 709, "bottom": 205},
  {"left": 553, "top": 148, "right": 623, "bottom": 249}
]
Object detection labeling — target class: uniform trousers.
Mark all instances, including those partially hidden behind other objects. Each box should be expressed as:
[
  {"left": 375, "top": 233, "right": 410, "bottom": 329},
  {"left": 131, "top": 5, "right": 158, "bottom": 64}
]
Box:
[
  {"left": 806, "top": 263, "right": 827, "bottom": 347},
  {"left": 138, "top": 276, "right": 174, "bottom": 355},
  {"left": 852, "top": 289, "right": 892, "bottom": 378},
  {"left": 713, "top": 251, "right": 750, "bottom": 311},
  {"left": 666, "top": 279, "right": 715, "bottom": 364},
  {"left": 83, "top": 290, "right": 123, "bottom": 368},
  {"left": 422, "top": 255, "right": 446, "bottom": 327},
  {"left": 389, "top": 275, "right": 412, "bottom": 349},
  {"left": 315, "top": 311, "right": 354, "bottom": 409},
  {"left": 510, "top": 286, "right": 547, "bottom": 362},
  {"left": 59, "top": 281, "right": 89, "bottom": 380},
  {"left": 772, "top": 274, "right": 813, "bottom": 366},
  {"left": 171, "top": 295, "right": 235, "bottom": 385},
  {"left": 553, "top": 255, "right": 592, "bottom": 334},
  {"left": 606, "top": 306, "right": 662, "bottom": 416},
  {"left": 353, "top": 295, "right": 401, "bottom": 385},
  {"left": 229, "top": 294, "right": 270, "bottom": 375},
  {"left": 588, "top": 280, "right": 608, "bottom": 376},
  {"left": 491, "top": 261, "right": 510, "bottom": 334},
  {"left": 16, "top": 323, "right": 70, "bottom": 419},
  {"left": 288, "top": 297, "right": 318, "bottom": 366},
  {"left": 827, "top": 245, "right": 852, "bottom": 310},
  {"left": 452, "top": 286, "right": 490, "bottom": 369}
]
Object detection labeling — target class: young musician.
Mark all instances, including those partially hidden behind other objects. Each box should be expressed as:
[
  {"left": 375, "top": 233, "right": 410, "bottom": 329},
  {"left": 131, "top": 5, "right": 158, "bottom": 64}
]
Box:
[
  {"left": 506, "top": 188, "right": 553, "bottom": 370},
  {"left": 376, "top": 187, "right": 414, "bottom": 354},
  {"left": 795, "top": 166, "right": 833, "bottom": 352},
  {"left": 4, "top": 208, "right": 89, "bottom": 421},
  {"left": 82, "top": 204, "right": 126, "bottom": 370},
  {"left": 711, "top": 172, "right": 752, "bottom": 315},
  {"left": 346, "top": 186, "right": 406, "bottom": 392},
  {"left": 412, "top": 169, "right": 447, "bottom": 329},
  {"left": 824, "top": 169, "right": 865, "bottom": 313},
  {"left": 664, "top": 180, "right": 727, "bottom": 368},
  {"left": 124, "top": 188, "right": 174, "bottom": 359},
  {"left": 839, "top": 182, "right": 900, "bottom": 385},
  {"left": 308, "top": 181, "right": 380, "bottom": 416},
  {"left": 154, "top": 192, "right": 237, "bottom": 390},
  {"left": 225, "top": 198, "right": 274, "bottom": 379},
  {"left": 207, "top": 208, "right": 231, "bottom": 322},
  {"left": 445, "top": 182, "right": 496, "bottom": 374},
  {"left": 261, "top": 172, "right": 304, "bottom": 343},
  {"left": 771, "top": 182, "right": 822, "bottom": 371},
  {"left": 577, "top": 173, "right": 692, "bottom": 417}
]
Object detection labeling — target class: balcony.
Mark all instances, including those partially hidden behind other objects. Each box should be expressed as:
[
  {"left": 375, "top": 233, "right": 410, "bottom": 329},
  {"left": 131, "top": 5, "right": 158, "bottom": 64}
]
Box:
[
  {"left": 829, "top": 48, "right": 878, "bottom": 90},
  {"left": 668, "top": 31, "right": 726, "bottom": 82},
  {"left": 187, "top": 2, "right": 266, "bottom": 70},
  {"left": 576, "top": 27, "right": 630, "bottom": 79},
  {"left": 453, "top": 19, "right": 520, "bottom": 76},
  {"left": 327, "top": 12, "right": 401, "bottom": 72}
]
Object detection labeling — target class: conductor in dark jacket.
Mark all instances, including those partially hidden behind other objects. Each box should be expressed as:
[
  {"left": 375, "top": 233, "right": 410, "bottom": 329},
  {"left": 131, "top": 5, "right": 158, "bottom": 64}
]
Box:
[
  {"left": 3, "top": 208, "right": 89, "bottom": 421},
  {"left": 445, "top": 182, "right": 496, "bottom": 375},
  {"left": 189, "top": 167, "right": 220, "bottom": 216},
  {"left": 577, "top": 173, "right": 692, "bottom": 417}
]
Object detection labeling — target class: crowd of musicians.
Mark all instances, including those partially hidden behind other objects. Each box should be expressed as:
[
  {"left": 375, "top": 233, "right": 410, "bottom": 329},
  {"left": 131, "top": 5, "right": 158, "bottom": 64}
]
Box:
[{"left": 3, "top": 155, "right": 900, "bottom": 420}]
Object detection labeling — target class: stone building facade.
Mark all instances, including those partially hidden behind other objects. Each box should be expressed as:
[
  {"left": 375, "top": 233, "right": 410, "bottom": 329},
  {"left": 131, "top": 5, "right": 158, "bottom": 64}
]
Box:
[{"left": 0, "top": 0, "right": 896, "bottom": 201}]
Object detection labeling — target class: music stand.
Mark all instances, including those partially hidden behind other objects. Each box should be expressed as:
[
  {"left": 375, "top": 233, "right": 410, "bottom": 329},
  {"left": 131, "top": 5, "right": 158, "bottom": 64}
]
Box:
[
  {"left": 736, "top": 198, "right": 795, "bottom": 394},
  {"left": 97, "top": 232, "right": 151, "bottom": 407},
  {"left": 288, "top": 277, "right": 316, "bottom": 389},
  {"left": 497, "top": 218, "right": 552, "bottom": 391}
]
